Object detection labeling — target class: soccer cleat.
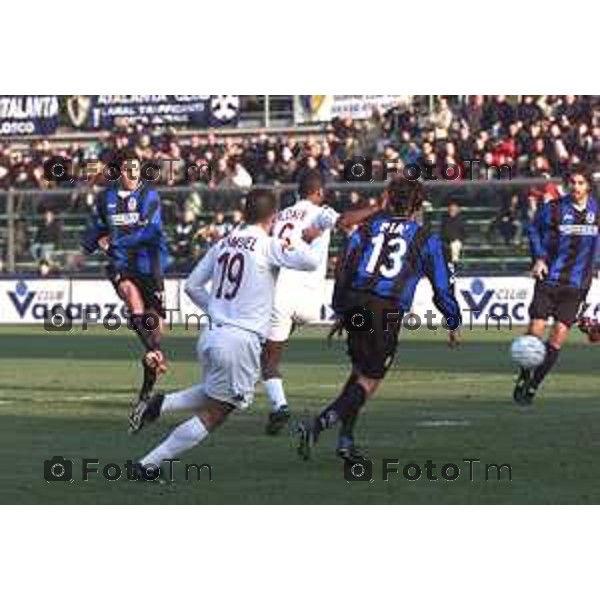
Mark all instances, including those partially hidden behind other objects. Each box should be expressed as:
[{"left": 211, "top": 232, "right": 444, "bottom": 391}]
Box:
[
  {"left": 265, "top": 406, "right": 291, "bottom": 436},
  {"left": 128, "top": 392, "right": 165, "bottom": 434},
  {"left": 132, "top": 463, "right": 170, "bottom": 485},
  {"left": 297, "top": 420, "right": 319, "bottom": 461},
  {"left": 513, "top": 368, "right": 536, "bottom": 406}
]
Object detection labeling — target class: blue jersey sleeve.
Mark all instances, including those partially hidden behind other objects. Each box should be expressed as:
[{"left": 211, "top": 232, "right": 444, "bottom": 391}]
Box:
[
  {"left": 81, "top": 194, "right": 109, "bottom": 254},
  {"left": 422, "top": 234, "right": 462, "bottom": 330},
  {"left": 527, "top": 202, "right": 550, "bottom": 261},
  {"left": 116, "top": 190, "right": 163, "bottom": 250}
]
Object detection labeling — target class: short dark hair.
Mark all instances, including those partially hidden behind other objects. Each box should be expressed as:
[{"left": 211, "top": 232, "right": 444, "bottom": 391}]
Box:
[
  {"left": 386, "top": 178, "right": 425, "bottom": 217},
  {"left": 244, "top": 190, "right": 278, "bottom": 224},
  {"left": 111, "top": 148, "right": 139, "bottom": 167},
  {"left": 298, "top": 171, "right": 323, "bottom": 198},
  {"left": 565, "top": 164, "right": 593, "bottom": 186}
]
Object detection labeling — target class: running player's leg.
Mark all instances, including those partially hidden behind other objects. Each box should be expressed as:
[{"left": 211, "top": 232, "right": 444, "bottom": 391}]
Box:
[
  {"left": 262, "top": 293, "right": 295, "bottom": 433},
  {"left": 514, "top": 282, "right": 552, "bottom": 404},
  {"left": 118, "top": 276, "right": 167, "bottom": 406},
  {"left": 139, "top": 397, "right": 234, "bottom": 476},
  {"left": 137, "top": 326, "right": 261, "bottom": 477},
  {"left": 299, "top": 298, "right": 399, "bottom": 461},
  {"left": 529, "top": 286, "right": 585, "bottom": 395}
]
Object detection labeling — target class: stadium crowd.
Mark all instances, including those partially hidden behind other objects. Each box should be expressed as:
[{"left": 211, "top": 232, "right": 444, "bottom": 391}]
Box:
[
  {"left": 1, "top": 95, "right": 599, "bottom": 191},
  {"left": 1, "top": 95, "right": 599, "bottom": 274}
]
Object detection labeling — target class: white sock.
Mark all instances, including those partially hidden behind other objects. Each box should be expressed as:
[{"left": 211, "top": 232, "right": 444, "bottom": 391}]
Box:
[
  {"left": 161, "top": 384, "right": 207, "bottom": 414},
  {"left": 140, "top": 416, "right": 208, "bottom": 468},
  {"left": 264, "top": 378, "right": 288, "bottom": 412}
]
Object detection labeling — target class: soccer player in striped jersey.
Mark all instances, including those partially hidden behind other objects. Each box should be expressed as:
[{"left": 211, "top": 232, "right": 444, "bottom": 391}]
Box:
[
  {"left": 513, "top": 166, "right": 599, "bottom": 405},
  {"left": 81, "top": 150, "right": 171, "bottom": 414},
  {"left": 297, "top": 178, "right": 462, "bottom": 464}
]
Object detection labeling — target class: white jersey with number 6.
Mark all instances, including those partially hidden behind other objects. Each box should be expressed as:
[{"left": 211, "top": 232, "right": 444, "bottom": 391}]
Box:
[
  {"left": 185, "top": 224, "right": 320, "bottom": 339},
  {"left": 269, "top": 199, "right": 340, "bottom": 341}
]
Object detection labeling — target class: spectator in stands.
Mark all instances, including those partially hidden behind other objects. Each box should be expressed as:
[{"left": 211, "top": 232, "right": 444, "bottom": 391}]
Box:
[
  {"left": 440, "top": 200, "right": 466, "bottom": 265},
  {"left": 230, "top": 160, "right": 253, "bottom": 188},
  {"left": 461, "top": 95, "right": 485, "bottom": 132},
  {"left": 430, "top": 97, "right": 453, "bottom": 139},
  {"left": 31, "top": 209, "right": 62, "bottom": 263},
  {"left": 488, "top": 195, "right": 521, "bottom": 246},
  {"left": 517, "top": 96, "right": 542, "bottom": 127},
  {"left": 171, "top": 208, "right": 201, "bottom": 272},
  {"left": 483, "top": 95, "right": 514, "bottom": 134}
]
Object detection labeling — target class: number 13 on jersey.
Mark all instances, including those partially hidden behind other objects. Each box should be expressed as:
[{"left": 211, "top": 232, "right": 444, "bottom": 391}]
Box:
[{"left": 365, "top": 234, "right": 408, "bottom": 278}]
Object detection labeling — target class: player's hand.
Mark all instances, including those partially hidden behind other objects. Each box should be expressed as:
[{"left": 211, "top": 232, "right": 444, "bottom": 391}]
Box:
[
  {"left": 98, "top": 236, "right": 111, "bottom": 253},
  {"left": 302, "top": 226, "right": 322, "bottom": 244},
  {"left": 448, "top": 329, "right": 461, "bottom": 349},
  {"left": 531, "top": 259, "right": 548, "bottom": 281},
  {"left": 327, "top": 318, "right": 345, "bottom": 346}
]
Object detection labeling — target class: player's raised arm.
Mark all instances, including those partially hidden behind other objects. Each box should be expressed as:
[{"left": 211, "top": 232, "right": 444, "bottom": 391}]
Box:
[
  {"left": 265, "top": 236, "right": 321, "bottom": 272},
  {"left": 335, "top": 201, "right": 382, "bottom": 231},
  {"left": 116, "top": 189, "right": 163, "bottom": 249},
  {"left": 422, "top": 232, "right": 462, "bottom": 331},
  {"left": 184, "top": 244, "right": 219, "bottom": 311}
]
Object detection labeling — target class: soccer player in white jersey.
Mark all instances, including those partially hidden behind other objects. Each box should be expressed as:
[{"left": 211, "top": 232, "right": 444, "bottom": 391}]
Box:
[
  {"left": 263, "top": 172, "right": 383, "bottom": 435},
  {"left": 128, "top": 190, "right": 321, "bottom": 479}
]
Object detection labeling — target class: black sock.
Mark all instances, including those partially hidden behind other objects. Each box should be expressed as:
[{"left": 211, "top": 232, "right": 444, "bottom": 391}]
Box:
[
  {"left": 139, "top": 360, "right": 158, "bottom": 401},
  {"left": 130, "top": 314, "right": 160, "bottom": 353},
  {"left": 337, "top": 374, "right": 359, "bottom": 446},
  {"left": 315, "top": 382, "right": 367, "bottom": 434},
  {"left": 338, "top": 409, "right": 359, "bottom": 448},
  {"left": 531, "top": 344, "right": 560, "bottom": 388}
]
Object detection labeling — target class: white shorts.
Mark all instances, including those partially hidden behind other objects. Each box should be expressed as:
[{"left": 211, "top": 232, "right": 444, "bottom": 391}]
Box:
[
  {"left": 268, "top": 286, "right": 323, "bottom": 342},
  {"left": 197, "top": 324, "right": 262, "bottom": 410}
]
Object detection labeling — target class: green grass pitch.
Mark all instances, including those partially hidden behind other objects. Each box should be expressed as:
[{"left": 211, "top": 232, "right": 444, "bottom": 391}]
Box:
[{"left": 1, "top": 324, "right": 598, "bottom": 504}]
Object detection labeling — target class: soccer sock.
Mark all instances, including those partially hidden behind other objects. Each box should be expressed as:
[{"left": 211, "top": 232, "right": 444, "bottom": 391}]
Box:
[
  {"left": 130, "top": 314, "right": 160, "bottom": 352},
  {"left": 337, "top": 374, "right": 359, "bottom": 447},
  {"left": 161, "top": 384, "right": 207, "bottom": 414},
  {"left": 315, "top": 382, "right": 367, "bottom": 434},
  {"left": 140, "top": 361, "right": 158, "bottom": 401},
  {"left": 531, "top": 344, "right": 560, "bottom": 389},
  {"left": 263, "top": 378, "right": 288, "bottom": 411},
  {"left": 140, "top": 416, "right": 208, "bottom": 469}
]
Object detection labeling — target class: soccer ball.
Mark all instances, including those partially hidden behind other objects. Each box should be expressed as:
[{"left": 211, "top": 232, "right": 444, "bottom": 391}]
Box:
[{"left": 510, "top": 335, "right": 546, "bottom": 369}]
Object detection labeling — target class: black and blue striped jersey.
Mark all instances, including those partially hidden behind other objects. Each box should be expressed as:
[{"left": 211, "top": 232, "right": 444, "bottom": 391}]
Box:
[
  {"left": 528, "top": 195, "right": 599, "bottom": 290},
  {"left": 82, "top": 184, "right": 170, "bottom": 277},
  {"left": 333, "top": 212, "right": 461, "bottom": 329}
]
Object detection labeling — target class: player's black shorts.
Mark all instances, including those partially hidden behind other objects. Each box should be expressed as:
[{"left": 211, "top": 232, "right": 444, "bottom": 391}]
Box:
[
  {"left": 107, "top": 267, "right": 166, "bottom": 318},
  {"left": 528, "top": 281, "right": 588, "bottom": 327},
  {"left": 343, "top": 290, "right": 402, "bottom": 380}
]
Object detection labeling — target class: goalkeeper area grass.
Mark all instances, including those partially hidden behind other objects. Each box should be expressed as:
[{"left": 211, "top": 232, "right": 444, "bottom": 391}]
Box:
[{"left": 1, "top": 325, "right": 598, "bottom": 504}]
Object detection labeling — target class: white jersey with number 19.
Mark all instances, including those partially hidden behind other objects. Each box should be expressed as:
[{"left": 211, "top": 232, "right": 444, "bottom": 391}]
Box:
[{"left": 184, "top": 224, "right": 320, "bottom": 339}]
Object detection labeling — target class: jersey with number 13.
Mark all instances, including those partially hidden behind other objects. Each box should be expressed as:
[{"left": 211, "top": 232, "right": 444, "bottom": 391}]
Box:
[{"left": 336, "top": 212, "right": 461, "bottom": 322}]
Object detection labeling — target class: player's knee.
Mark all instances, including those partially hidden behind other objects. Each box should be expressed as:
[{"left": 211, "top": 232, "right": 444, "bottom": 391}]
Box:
[
  {"left": 196, "top": 400, "right": 232, "bottom": 432},
  {"left": 262, "top": 362, "right": 281, "bottom": 381},
  {"left": 356, "top": 376, "right": 379, "bottom": 397},
  {"left": 549, "top": 324, "right": 570, "bottom": 349}
]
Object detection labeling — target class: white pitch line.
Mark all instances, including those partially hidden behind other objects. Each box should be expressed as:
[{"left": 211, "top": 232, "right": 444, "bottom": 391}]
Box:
[{"left": 417, "top": 419, "right": 472, "bottom": 428}]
